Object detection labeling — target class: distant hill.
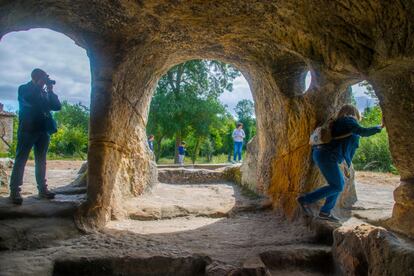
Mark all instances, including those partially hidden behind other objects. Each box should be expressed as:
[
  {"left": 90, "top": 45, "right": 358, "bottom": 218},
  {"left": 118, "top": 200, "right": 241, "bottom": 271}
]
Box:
[{"left": 355, "top": 96, "right": 376, "bottom": 112}]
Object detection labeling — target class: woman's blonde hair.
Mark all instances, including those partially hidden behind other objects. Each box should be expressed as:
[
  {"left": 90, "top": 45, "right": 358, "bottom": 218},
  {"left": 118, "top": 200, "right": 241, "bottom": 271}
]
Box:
[{"left": 336, "top": 104, "right": 361, "bottom": 121}]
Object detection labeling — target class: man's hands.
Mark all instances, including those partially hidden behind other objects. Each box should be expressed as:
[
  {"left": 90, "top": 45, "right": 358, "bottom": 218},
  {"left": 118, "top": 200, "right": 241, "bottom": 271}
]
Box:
[{"left": 46, "top": 83, "right": 54, "bottom": 92}]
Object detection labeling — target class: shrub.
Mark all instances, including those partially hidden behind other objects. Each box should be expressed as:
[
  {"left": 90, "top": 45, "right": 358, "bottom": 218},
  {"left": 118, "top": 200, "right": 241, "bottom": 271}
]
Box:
[{"left": 353, "top": 106, "right": 396, "bottom": 173}]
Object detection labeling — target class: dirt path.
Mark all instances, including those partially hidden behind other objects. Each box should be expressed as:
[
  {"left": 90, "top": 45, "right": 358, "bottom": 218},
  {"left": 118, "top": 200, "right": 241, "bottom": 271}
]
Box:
[
  {"left": 352, "top": 171, "right": 399, "bottom": 223},
  {"left": 355, "top": 171, "right": 400, "bottom": 187}
]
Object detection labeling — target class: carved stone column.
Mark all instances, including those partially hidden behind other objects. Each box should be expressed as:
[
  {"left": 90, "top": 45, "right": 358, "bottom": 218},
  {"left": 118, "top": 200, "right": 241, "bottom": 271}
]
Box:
[{"left": 370, "top": 63, "right": 414, "bottom": 238}]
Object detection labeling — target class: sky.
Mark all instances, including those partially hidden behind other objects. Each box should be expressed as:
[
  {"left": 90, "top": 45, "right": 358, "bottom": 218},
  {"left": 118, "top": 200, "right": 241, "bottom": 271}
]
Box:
[
  {"left": 0, "top": 28, "right": 91, "bottom": 111},
  {"left": 0, "top": 28, "right": 370, "bottom": 115}
]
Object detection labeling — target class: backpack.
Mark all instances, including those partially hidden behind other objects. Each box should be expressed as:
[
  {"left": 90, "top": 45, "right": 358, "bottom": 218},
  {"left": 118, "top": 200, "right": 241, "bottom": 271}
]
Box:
[{"left": 309, "top": 118, "right": 352, "bottom": 146}]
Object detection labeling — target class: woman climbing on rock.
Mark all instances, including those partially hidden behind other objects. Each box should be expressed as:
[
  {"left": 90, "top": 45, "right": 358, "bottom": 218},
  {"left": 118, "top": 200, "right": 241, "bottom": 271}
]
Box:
[{"left": 298, "top": 104, "right": 385, "bottom": 222}]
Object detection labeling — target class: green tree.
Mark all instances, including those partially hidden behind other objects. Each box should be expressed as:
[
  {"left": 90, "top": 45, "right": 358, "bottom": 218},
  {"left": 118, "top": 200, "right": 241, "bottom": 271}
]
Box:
[
  {"left": 353, "top": 106, "right": 395, "bottom": 172},
  {"left": 7, "top": 115, "right": 19, "bottom": 157},
  {"left": 147, "top": 59, "right": 240, "bottom": 163},
  {"left": 8, "top": 102, "right": 90, "bottom": 159},
  {"left": 54, "top": 101, "right": 89, "bottom": 131},
  {"left": 49, "top": 101, "right": 89, "bottom": 159},
  {"left": 49, "top": 125, "right": 88, "bottom": 158}
]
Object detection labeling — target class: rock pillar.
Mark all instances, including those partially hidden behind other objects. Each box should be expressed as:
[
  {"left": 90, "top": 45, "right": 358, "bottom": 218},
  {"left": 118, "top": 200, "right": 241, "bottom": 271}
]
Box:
[
  {"left": 370, "top": 63, "right": 414, "bottom": 238},
  {"left": 76, "top": 42, "right": 158, "bottom": 231}
]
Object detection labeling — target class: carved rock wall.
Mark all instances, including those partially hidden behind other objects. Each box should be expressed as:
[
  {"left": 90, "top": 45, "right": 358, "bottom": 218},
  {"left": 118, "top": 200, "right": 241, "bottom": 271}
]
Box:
[
  {"left": 333, "top": 224, "right": 414, "bottom": 275},
  {"left": 240, "top": 136, "right": 259, "bottom": 193},
  {"left": 0, "top": 1, "right": 413, "bottom": 234}
]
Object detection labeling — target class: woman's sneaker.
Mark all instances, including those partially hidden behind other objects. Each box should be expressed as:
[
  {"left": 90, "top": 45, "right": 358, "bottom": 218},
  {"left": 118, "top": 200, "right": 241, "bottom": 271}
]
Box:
[
  {"left": 297, "top": 196, "right": 312, "bottom": 217},
  {"left": 318, "top": 212, "right": 340, "bottom": 222}
]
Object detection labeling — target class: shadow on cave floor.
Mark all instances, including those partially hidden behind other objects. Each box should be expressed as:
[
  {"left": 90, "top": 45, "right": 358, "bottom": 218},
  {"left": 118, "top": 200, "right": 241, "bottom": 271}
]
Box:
[{"left": 0, "top": 161, "right": 407, "bottom": 275}]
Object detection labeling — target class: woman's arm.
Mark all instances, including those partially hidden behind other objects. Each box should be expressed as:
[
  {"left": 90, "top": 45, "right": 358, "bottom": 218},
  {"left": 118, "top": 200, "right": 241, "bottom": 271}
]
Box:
[{"left": 347, "top": 117, "right": 382, "bottom": 137}]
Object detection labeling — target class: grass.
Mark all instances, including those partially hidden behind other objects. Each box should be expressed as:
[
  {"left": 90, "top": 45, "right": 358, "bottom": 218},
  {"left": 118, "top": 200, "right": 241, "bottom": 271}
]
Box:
[{"left": 157, "top": 153, "right": 247, "bottom": 165}]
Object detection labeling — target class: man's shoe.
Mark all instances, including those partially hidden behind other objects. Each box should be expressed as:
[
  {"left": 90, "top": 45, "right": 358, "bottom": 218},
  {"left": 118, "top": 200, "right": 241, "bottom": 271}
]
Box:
[
  {"left": 297, "top": 196, "right": 312, "bottom": 217},
  {"left": 318, "top": 212, "right": 341, "bottom": 222},
  {"left": 38, "top": 189, "right": 55, "bottom": 199},
  {"left": 9, "top": 191, "right": 23, "bottom": 205}
]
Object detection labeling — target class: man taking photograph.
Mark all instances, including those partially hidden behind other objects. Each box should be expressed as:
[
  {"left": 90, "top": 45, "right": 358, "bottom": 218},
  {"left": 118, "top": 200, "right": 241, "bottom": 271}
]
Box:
[{"left": 9, "top": 68, "right": 62, "bottom": 205}]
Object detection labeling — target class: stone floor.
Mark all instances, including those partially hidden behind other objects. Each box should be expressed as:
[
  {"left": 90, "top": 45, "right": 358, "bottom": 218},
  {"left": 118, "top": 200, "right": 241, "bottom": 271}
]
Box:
[
  {"left": 0, "top": 161, "right": 408, "bottom": 275},
  {"left": 351, "top": 171, "right": 399, "bottom": 224},
  {"left": 122, "top": 181, "right": 270, "bottom": 221}
]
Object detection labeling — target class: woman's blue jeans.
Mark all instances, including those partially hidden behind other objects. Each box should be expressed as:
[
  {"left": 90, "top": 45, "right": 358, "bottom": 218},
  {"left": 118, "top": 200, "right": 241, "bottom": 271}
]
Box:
[
  {"left": 233, "top": 141, "right": 243, "bottom": 161},
  {"left": 302, "top": 147, "right": 345, "bottom": 214}
]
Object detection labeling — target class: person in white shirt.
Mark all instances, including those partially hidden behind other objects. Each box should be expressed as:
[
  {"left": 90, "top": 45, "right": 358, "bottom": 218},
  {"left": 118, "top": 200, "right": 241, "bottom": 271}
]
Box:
[{"left": 232, "top": 123, "right": 245, "bottom": 163}]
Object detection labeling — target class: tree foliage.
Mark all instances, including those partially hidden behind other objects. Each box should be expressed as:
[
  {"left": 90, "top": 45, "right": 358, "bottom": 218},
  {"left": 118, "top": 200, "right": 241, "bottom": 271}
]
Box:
[
  {"left": 48, "top": 101, "right": 89, "bottom": 158},
  {"left": 147, "top": 59, "right": 240, "bottom": 163},
  {"left": 7, "top": 101, "right": 89, "bottom": 159},
  {"left": 353, "top": 106, "right": 395, "bottom": 173}
]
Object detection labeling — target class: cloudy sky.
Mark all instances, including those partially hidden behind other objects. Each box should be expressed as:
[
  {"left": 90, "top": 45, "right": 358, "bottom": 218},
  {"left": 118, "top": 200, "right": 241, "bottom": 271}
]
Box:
[
  {"left": 0, "top": 28, "right": 91, "bottom": 111},
  {"left": 0, "top": 28, "right": 368, "bottom": 115}
]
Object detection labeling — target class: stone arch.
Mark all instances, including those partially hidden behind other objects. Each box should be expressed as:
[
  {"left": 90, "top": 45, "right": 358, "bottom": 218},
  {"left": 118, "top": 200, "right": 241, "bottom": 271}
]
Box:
[
  {"left": 93, "top": 44, "right": 356, "bottom": 226},
  {"left": 1, "top": 1, "right": 413, "bottom": 239},
  {"left": 0, "top": 13, "right": 125, "bottom": 231}
]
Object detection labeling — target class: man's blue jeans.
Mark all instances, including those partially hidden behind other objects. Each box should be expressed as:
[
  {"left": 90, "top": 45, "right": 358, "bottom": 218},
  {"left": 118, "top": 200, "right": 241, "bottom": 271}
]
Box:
[
  {"left": 302, "top": 147, "right": 345, "bottom": 214},
  {"left": 233, "top": 141, "right": 243, "bottom": 161},
  {"left": 10, "top": 131, "right": 50, "bottom": 193}
]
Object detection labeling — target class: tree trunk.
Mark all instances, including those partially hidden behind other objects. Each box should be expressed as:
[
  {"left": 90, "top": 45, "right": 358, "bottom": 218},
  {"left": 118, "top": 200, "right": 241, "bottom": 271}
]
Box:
[
  {"left": 191, "top": 138, "right": 200, "bottom": 164},
  {"left": 0, "top": 122, "right": 11, "bottom": 149},
  {"left": 155, "top": 136, "right": 164, "bottom": 162}
]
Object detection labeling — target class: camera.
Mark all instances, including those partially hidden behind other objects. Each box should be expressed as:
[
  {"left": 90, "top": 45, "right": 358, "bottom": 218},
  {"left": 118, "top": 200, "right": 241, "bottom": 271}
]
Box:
[{"left": 46, "top": 78, "right": 56, "bottom": 85}]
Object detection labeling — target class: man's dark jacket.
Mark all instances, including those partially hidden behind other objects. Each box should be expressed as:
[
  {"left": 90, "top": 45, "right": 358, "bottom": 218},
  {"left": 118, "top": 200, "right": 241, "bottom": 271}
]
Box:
[{"left": 18, "top": 81, "right": 61, "bottom": 133}]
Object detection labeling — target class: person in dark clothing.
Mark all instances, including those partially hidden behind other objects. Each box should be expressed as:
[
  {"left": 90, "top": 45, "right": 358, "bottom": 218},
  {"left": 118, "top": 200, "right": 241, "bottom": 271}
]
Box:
[
  {"left": 9, "top": 68, "right": 62, "bottom": 205},
  {"left": 148, "top": 135, "right": 155, "bottom": 152},
  {"left": 298, "top": 104, "right": 384, "bottom": 222},
  {"left": 178, "top": 142, "right": 186, "bottom": 166}
]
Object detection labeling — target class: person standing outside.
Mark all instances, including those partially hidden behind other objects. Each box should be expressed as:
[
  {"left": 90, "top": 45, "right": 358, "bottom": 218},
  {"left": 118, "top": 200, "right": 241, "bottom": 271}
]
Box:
[
  {"left": 148, "top": 134, "right": 155, "bottom": 152},
  {"left": 298, "top": 104, "right": 384, "bottom": 222},
  {"left": 9, "top": 68, "right": 62, "bottom": 205},
  {"left": 232, "top": 122, "right": 245, "bottom": 163},
  {"left": 178, "top": 142, "right": 186, "bottom": 166}
]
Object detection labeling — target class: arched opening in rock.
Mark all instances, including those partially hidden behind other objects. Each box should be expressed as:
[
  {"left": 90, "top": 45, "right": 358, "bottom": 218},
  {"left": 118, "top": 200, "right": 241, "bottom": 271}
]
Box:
[
  {"left": 342, "top": 80, "right": 398, "bottom": 223},
  {"left": 110, "top": 59, "right": 262, "bottom": 233},
  {"left": 1, "top": 2, "right": 413, "bottom": 275},
  {"left": 146, "top": 59, "right": 256, "bottom": 166},
  {"left": 302, "top": 70, "right": 312, "bottom": 93},
  {"left": 0, "top": 28, "right": 90, "bottom": 215}
]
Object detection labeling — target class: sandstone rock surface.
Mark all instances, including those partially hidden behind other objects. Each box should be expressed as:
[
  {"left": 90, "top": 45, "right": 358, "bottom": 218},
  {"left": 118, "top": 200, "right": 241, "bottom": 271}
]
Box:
[
  {"left": 0, "top": 1, "right": 413, "bottom": 237},
  {"left": 123, "top": 182, "right": 269, "bottom": 221},
  {"left": 333, "top": 224, "right": 414, "bottom": 276},
  {"left": 158, "top": 168, "right": 225, "bottom": 184},
  {"left": 0, "top": 158, "right": 12, "bottom": 194},
  {"left": 240, "top": 136, "right": 260, "bottom": 193}
]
